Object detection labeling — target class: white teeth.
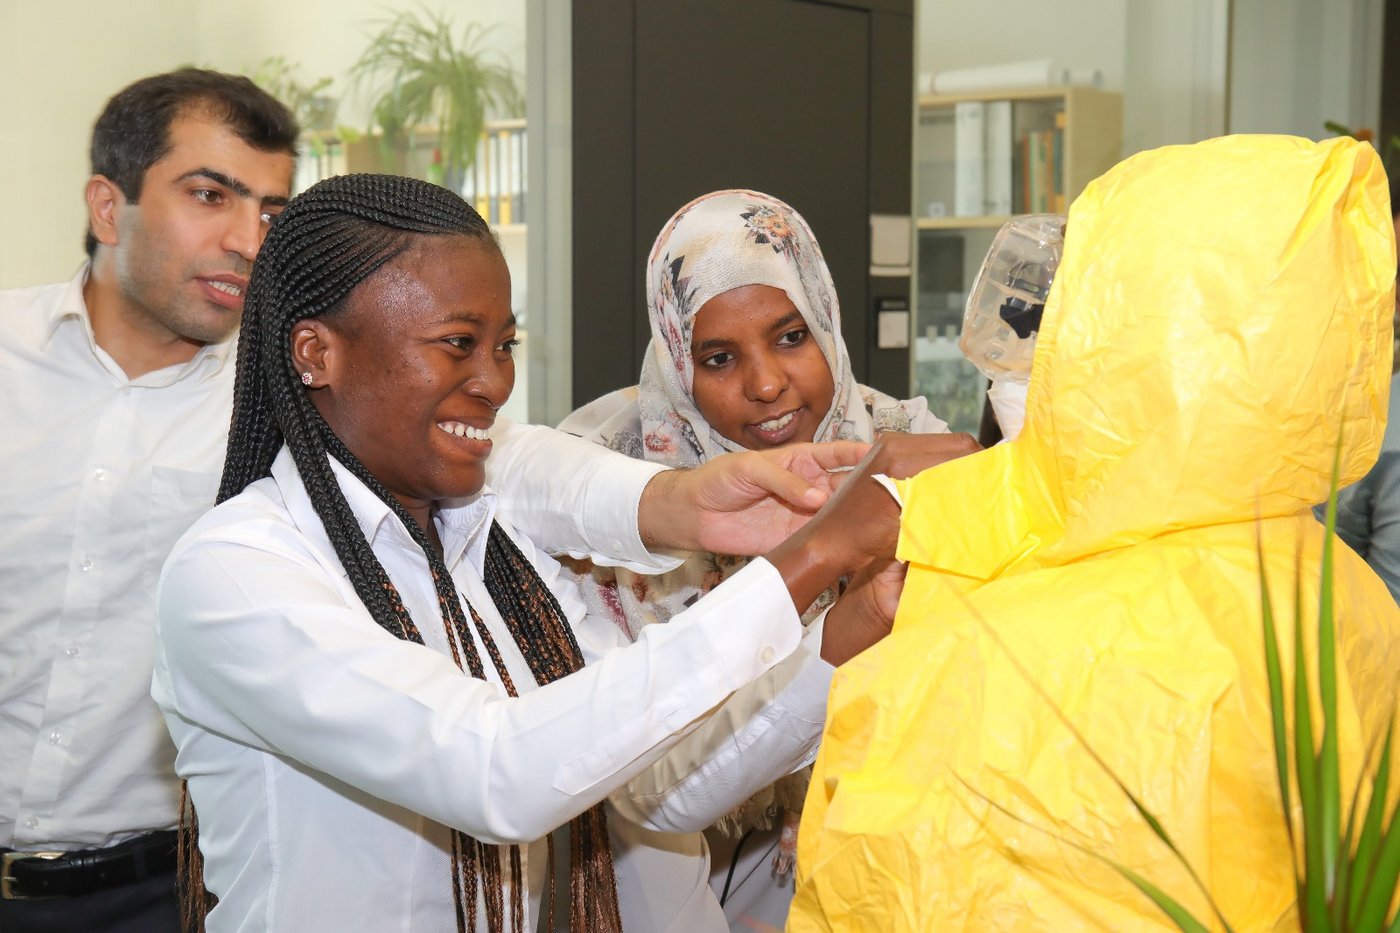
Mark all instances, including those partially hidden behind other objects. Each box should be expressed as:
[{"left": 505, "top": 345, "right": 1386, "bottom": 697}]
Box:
[
  {"left": 757, "top": 412, "right": 796, "bottom": 432},
  {"left": 438, "top": 422, "right": 490, "bottom": 441},
  {"left": 208, "top": 281, "right": 242, "bottom": 296}
]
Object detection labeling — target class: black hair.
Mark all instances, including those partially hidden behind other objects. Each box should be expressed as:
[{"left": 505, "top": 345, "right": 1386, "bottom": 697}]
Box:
[
  {"left": 85, "top": 68, "right": 299, "bottom": 257},
  {"left": 197, "top": 174, "right": 622, "bottom": 932}
]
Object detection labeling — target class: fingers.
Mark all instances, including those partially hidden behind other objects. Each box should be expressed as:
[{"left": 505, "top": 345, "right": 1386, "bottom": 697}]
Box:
[
  {"left": 731, "top": 451, "right": 828, "bottom": 511},
  {"left": 780, "top": 439, "right": 873, "bottom": 475},
  {"left": 864, "top": 432, "right": 981, "bottom": 481}
]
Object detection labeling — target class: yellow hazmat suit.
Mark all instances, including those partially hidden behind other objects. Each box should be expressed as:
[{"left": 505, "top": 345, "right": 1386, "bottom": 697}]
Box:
[{"left": 791, "top": 135, "right": 1400, "bottom": 931}]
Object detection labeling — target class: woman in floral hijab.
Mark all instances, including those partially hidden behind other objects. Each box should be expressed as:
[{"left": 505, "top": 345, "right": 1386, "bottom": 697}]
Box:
[{"left": 559, "top": 189, "right": 947, "bottom": 928}]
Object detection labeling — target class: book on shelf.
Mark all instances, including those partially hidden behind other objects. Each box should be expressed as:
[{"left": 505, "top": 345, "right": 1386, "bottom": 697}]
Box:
[
  {"left": 1051, "top": 110, "right": 1066, "bottom": 213},
  {"left": 947, "top": 101, "right": 1069, "bottom": 218},
  {"left": 983, "top": 100, "right": 1013, "bottom": 216},
  {"left": 1009, "top": 117, "right": 1066, "bottom": 214},
  {"left": 953, "top": 101, "right": 985, "bottom": 217}
]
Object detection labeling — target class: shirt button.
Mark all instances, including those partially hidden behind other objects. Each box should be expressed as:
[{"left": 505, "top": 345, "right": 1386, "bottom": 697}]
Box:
[
  {"left": 80, "top": 558, "right": 94, "bottom": 572},
  {"left": 94, "top": 467, "right": 108, "bottom": 482},
  {"left": 24, "top": 817, "right": 38, "bottom": 829},
  {"left": 760, "top": 646, "right": 776, "bottom": 664},
  {"left": 48, "top": 731, "right": 62, "bottom": 745},
  {"left": 65, "top": 643, "right": 80, "bottom": 658}
]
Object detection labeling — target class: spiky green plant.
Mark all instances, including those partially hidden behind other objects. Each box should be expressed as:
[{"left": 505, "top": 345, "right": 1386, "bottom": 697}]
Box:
[
  {"left": 965, "top": 451, "right": 1399, "bottom": 931},
  {"left": 1252, "top": 446, "right": 1400, "bottom": 932},
  {"left": 348, "top": 6, "right": 523, "bottom": 185},
  {"left": 248, "top": 55, "right": 336, "bottom": 132}
]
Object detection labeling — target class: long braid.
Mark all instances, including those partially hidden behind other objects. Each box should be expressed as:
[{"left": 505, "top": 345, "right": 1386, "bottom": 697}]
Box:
[{"left": 189, "top": 173, "right": 621, "bottom": 932}]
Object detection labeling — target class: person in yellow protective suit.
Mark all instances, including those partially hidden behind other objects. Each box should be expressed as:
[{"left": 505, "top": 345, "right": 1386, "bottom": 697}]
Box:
[{"left": 790, "top": 134, "right": 1400, "bottom": 932}]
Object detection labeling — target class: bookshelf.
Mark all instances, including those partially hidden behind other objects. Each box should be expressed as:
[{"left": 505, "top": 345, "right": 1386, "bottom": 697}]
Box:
[
  {"left": 294, "top": 118, "right": 529, "bottom": 230},
  {"left": 912, "top": 85, "right": 1121, "bottom": 431}
]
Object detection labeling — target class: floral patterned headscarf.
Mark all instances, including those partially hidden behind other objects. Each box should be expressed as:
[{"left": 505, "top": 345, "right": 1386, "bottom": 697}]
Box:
[{"left": 632, "top": 189, "right": 874, "bottom": 466}]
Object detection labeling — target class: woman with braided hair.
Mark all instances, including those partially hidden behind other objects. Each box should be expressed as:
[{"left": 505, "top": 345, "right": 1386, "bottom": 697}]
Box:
[{"left": 150, "top": 173, "right": 974, "bottom": 932}]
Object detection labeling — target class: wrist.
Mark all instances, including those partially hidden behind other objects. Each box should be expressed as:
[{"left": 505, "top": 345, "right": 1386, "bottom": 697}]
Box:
[
  {"left": 638, "top": 468, "right": 700, "bottom": 550},
  {"left": 768, "top": 526, "right": 843, "bottom": 616}
]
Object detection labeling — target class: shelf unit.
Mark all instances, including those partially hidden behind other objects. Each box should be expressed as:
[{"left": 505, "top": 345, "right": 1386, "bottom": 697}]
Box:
[
  {"left": 912, "top": 85, "right": 1121, "bottom": 431},
  {"left": 293, "top": 118, "right": 528, "bottom": 230}
]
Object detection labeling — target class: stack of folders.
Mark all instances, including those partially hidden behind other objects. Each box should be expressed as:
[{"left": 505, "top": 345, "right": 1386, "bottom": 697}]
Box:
[{"left": 461, "top": 123, "right": 528, "bottom": 227}]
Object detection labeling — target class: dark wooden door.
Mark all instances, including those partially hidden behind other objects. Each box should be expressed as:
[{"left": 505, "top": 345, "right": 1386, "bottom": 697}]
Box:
[{"left": 572, "top": 0, "right": 913, "bottom": 409}]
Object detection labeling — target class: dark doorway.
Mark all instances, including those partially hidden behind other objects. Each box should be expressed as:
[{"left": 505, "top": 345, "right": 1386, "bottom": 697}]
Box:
[{"left": 572, "top": 0, "right": 914, "bottom": 410}]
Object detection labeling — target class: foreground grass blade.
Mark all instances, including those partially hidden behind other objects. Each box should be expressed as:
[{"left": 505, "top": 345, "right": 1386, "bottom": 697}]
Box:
[
  {"left": 1293, "top": 549, "right": 1329, "bottom": 929},
  {"left": 1258, "top": 532, "right": 1295, "bottom": 854},
  {"left": 1317, "top": 443, "right": 1342, "bottom": 906},
  {"left": 1349, "top": 720, "right": 1395, "bottom": 928},
  {"left": 956, "top": 776, "right": 1211, "bottom": 933},
  {"left": 1352, "top": 795, "right": 1400, "bottom": 931}
]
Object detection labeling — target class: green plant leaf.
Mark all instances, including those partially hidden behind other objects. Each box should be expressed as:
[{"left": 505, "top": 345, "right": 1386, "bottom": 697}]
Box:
[
  {"left": 1348, "top": 719, "right": 1395, "bottom": 928},
  {"left": 1292, "top": 544, "right": 1329, "bottom": 930},
  {"left": 1352, "top": 791, "right": 1400, "bottom": 932},
  {"left": 1318, "top": 441, "right": 1343, "bottom": 912},
  {"left": 1258, "top": 531, "right": 1296, "bottom": 855},
  {"left": 1115, "top": 867, "right": 1214, "bottom": 933},
  {"left": 348, "top": 5, "right": 523, "bottom": 179}
]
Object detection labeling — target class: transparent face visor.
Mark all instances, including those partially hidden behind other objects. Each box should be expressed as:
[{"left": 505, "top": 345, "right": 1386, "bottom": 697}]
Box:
[{"left": 959, "top": 214, "right": 1066, "bottom": 383}]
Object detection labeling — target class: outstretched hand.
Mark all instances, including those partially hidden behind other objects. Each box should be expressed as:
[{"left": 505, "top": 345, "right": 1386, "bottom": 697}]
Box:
[
  {"left": 768, "top": 431, "right": 982, "bottom": 616},
  {"left": 637, "top": 440, "right": 871, "bottom": 555}
]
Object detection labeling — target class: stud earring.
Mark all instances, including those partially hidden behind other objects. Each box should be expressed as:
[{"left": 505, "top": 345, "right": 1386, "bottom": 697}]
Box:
[{"left": 301, "top": 372, "right": 314, "bottom": 386}]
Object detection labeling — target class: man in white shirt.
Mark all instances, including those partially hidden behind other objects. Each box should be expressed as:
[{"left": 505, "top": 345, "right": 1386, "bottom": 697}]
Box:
[{"left": 0, "top": 68, "right": 890, "bottom": 931}]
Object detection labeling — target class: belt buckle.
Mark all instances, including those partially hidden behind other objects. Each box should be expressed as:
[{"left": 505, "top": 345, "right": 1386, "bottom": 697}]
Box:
[{"left": 1, "top": 850, "right": 65, "bottom": 900}]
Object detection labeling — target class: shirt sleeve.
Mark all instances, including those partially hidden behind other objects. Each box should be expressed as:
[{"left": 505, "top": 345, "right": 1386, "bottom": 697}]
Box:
[
  {"left": 520, "top": 528, "right": 836, "bottom": 833},
  {"left": 154, "top": 532, "right": 802, "bottom": 847},
  {"left": 486, "top": 418, "right": 680, "bottom": 572},
  {"left": 606, "top": 610, "right": 834, "bottom": 833},
  {"left": 1360, "top": 451, "right": 1400, "bottom": 603},
  {"left": 1332, "top": 470, "right": 1376, "bottom": 558}
]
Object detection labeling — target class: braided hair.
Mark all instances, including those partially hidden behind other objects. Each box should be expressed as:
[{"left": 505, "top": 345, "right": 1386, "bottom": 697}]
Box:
[{"left": 204, "top": 173, "right": 622, "bottom": 931}]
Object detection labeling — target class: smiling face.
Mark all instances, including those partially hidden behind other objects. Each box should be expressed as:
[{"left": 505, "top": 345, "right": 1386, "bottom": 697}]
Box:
[
  {"left": 298, "top": 235, "right": 516, "bottom": 529},
  {"left": 101, "top": 112, "right": 293, "bottom": 349},
  {"left": 689, "top": 284, "right": 835, "bottom": 449}
]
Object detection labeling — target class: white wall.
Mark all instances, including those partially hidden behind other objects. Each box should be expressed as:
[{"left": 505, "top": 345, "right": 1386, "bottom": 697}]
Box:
[
  {"left": 917, "top": 0, "right": 1233, "bottom": 158},
  {"left": 1229, "top": 0, "right": 1383, "bottom": 139},
  {"left": 918, "top": 0, "right": 1383, "bottom": 158},
  {"left": 0, "top": 1, "right": 199, "bottom": 287},
  {"left": 917, "top": 0, "right": 1127, "bottom": 94},
  {"left": 0, "top": 0, "right": 526, "bottom": 289}
]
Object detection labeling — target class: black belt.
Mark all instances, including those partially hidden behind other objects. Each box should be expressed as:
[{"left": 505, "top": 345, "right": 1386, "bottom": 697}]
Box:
[{"left": 1, "top": 830, "right": 178, "bottom": 900}]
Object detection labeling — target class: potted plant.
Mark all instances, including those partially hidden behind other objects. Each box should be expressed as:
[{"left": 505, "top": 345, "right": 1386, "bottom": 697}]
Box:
[
  {"left": 248, "top": 56, "right": 337, "bottom": 133},
  {"left": 349, "top": 7, "right": 524, "bottom": 187}
]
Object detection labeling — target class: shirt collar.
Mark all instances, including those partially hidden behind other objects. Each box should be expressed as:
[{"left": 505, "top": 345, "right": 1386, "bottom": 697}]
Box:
[
  {"left": 41, "top": 262, "right": 237, "bottom": 385},
  {"left": 38, "top": 263, "right": 93, "bottom": 348},
  {"left": 270, "top": 446, "right": 499, "bottom": 575}
]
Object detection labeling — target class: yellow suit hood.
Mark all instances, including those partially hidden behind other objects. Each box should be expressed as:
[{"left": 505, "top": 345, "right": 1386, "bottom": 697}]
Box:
[{"left": 792, "top": 135, "right": 1399, "bottom": 932}]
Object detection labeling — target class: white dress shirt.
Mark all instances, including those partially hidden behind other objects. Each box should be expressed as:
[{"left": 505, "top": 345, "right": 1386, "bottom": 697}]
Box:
[
  {"left": 152, "top": 448, "right": 832, "bottom": 932},
  {"left": 0, "top": 267, "right": 675, "bottom": 851}
]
